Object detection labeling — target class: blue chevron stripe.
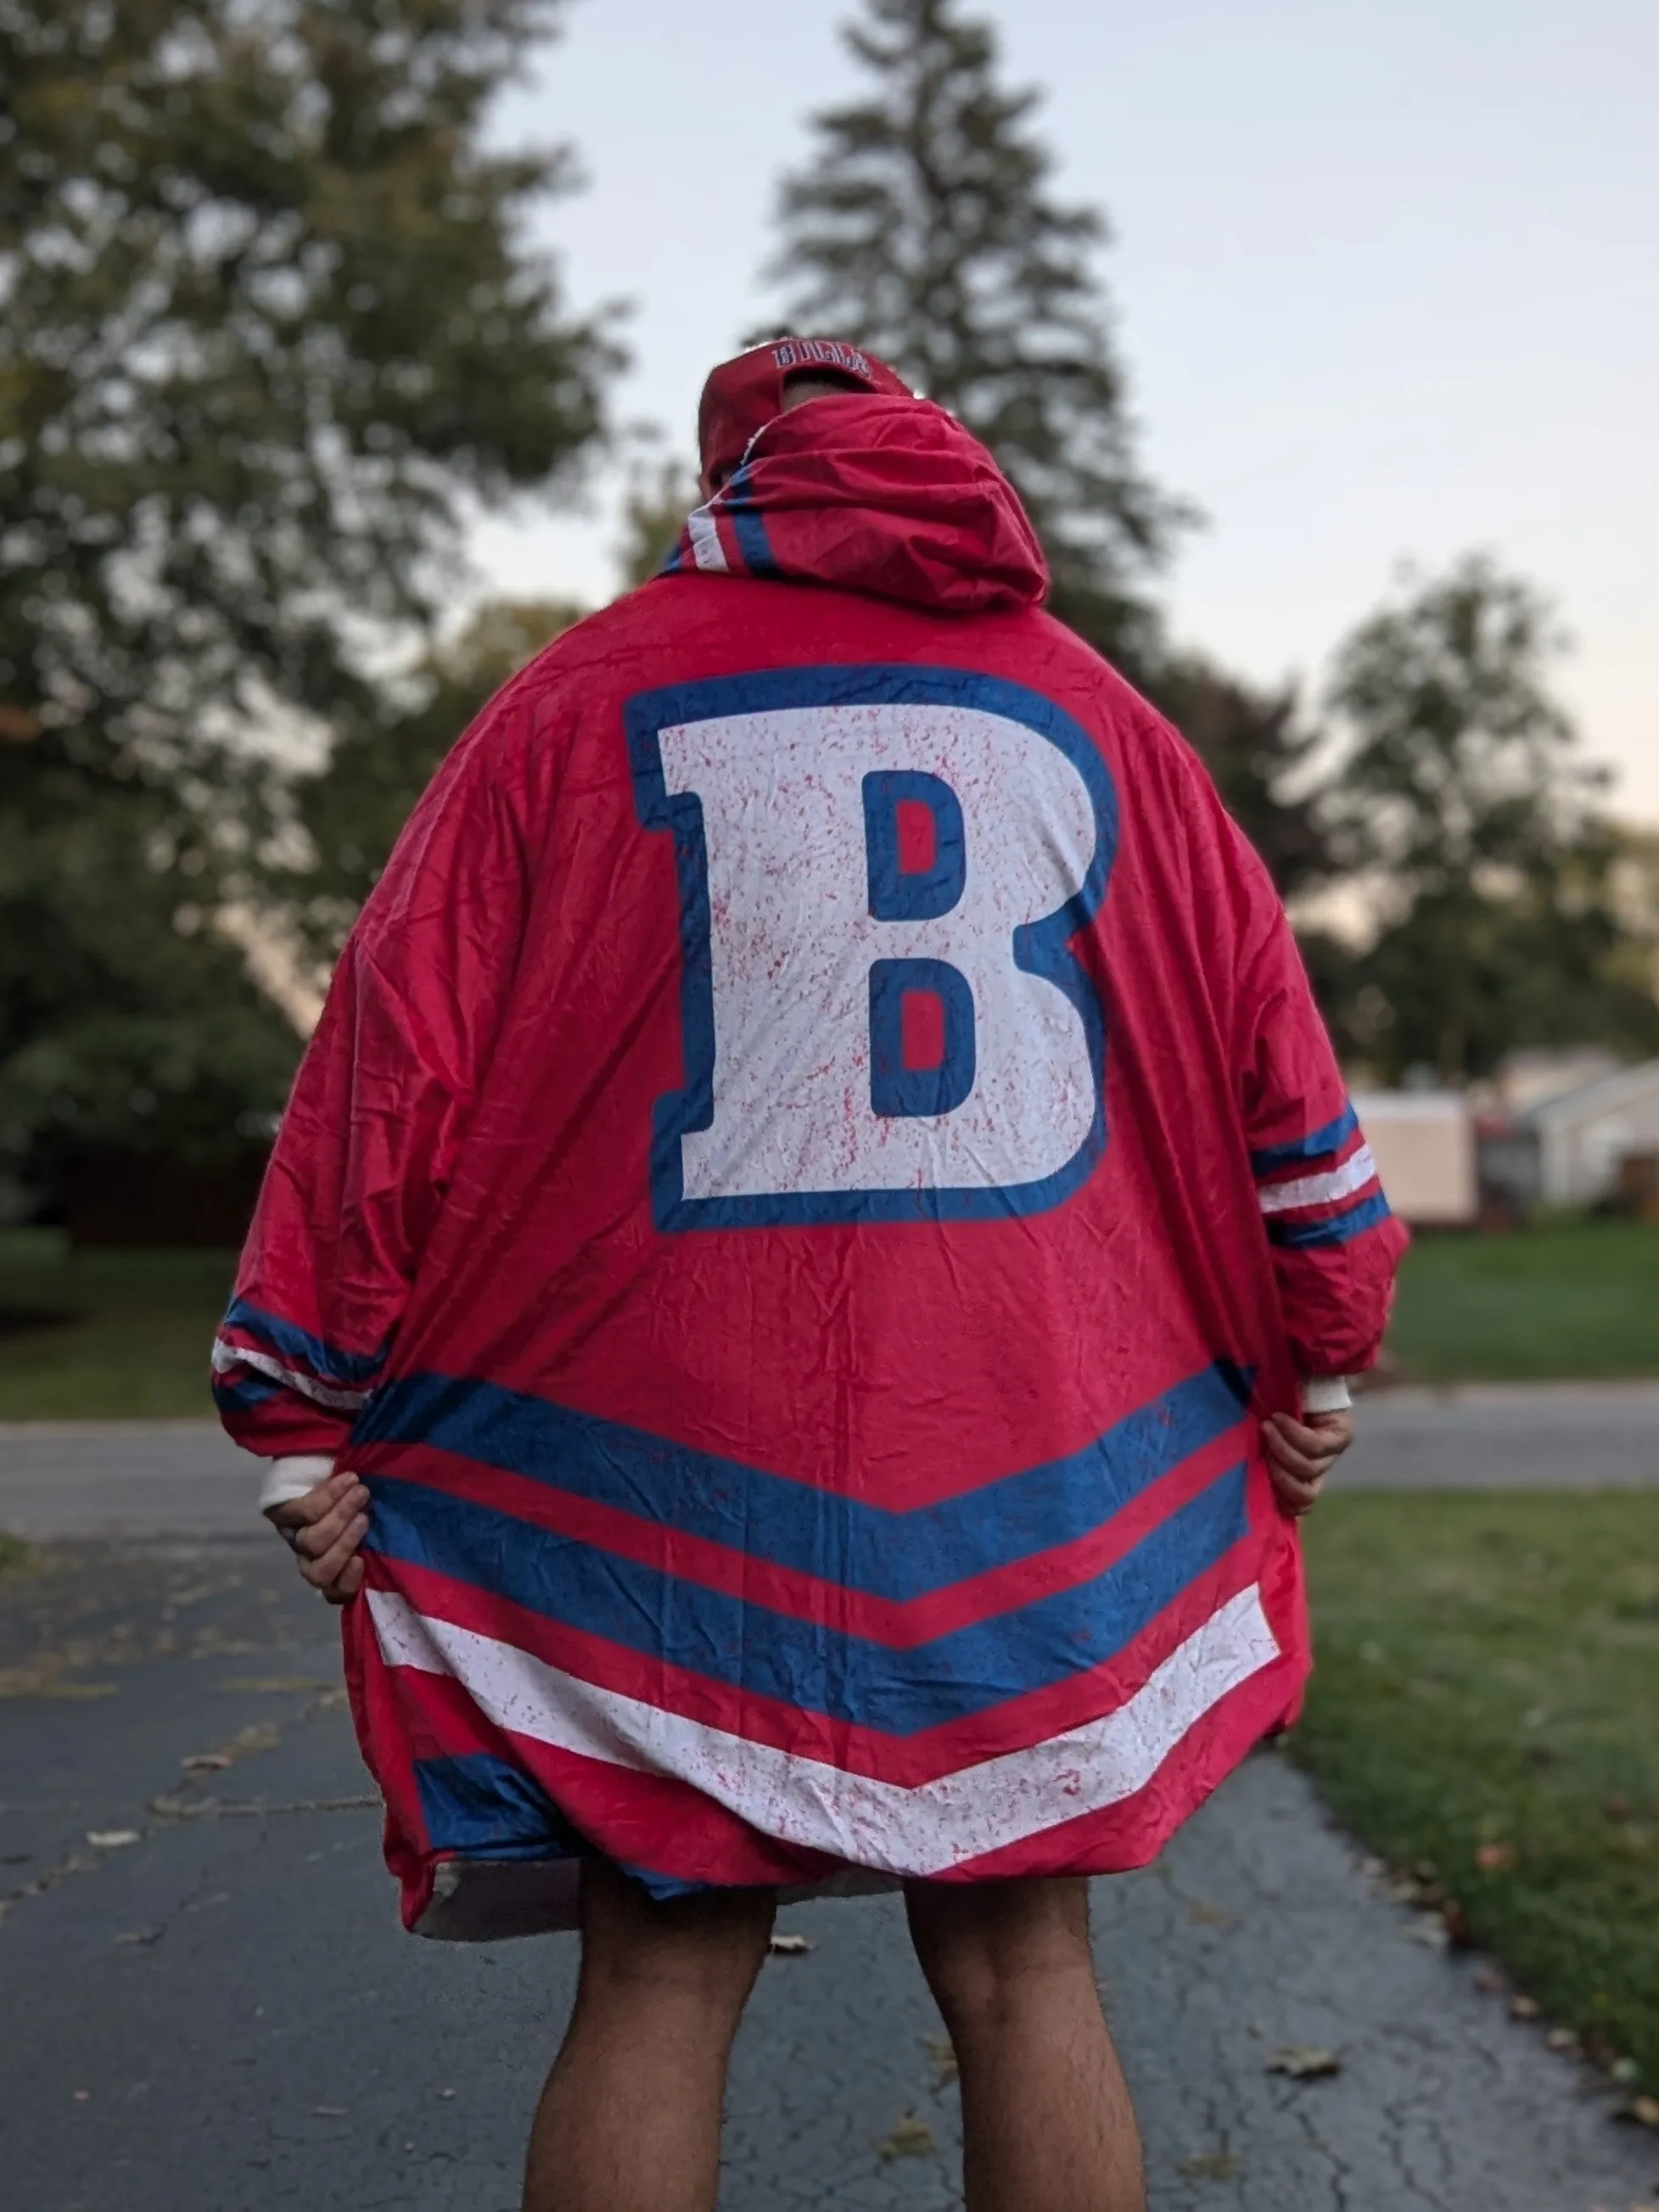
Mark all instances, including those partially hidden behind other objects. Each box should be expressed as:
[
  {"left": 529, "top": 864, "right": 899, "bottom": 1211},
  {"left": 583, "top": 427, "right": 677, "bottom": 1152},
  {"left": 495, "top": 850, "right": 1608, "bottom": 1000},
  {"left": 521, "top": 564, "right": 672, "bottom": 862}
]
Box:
[
  {"left": 362, "top": 1461, "right": 1251, "bottom": 1738},
  {"left": 350, "top": 1362, "right": 1252, "bottom": 1603}
]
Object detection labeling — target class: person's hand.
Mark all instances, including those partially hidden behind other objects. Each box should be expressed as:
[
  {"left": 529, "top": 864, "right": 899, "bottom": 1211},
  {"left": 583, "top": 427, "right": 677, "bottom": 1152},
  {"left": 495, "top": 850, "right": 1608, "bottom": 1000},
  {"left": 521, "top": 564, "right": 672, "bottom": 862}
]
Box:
[
  {"left": 1263, "top": 1408, "right": 1354, "bottom": 1517},
  {"left": 266, "top": 1470, "right": 370, "bottom": 1604}
]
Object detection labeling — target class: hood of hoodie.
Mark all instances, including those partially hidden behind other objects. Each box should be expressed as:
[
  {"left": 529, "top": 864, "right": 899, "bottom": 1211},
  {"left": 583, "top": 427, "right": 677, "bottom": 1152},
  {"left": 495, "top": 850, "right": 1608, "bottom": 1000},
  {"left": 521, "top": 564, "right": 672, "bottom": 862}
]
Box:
[{"left": 663, "top": 394, "right": 1049, "bottom": 615}]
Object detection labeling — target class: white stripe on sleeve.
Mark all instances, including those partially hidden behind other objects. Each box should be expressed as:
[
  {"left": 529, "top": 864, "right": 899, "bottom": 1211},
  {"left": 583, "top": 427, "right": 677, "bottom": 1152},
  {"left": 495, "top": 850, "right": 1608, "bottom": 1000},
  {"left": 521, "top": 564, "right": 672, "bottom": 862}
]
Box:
[
  {"left": 212, "top": 1336, "right": 370, "bottom": 1413},
  {"left": 685, "top": 505, "right": 729, "bottom": 574},
  {"left": 1257, "top": 1144, "right": 1379, "bottom": 1216}
]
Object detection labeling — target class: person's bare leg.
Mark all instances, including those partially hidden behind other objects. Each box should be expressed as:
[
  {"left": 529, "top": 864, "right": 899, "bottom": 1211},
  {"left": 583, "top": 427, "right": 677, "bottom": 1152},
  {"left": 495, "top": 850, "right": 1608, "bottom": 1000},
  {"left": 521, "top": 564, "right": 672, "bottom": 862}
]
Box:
[
  {"left": 523, "top": 1861, "right": 776, "bottom": 2212},
  {"left": 905, "top": 1876, "right": 1145, "bottom": 2212}
]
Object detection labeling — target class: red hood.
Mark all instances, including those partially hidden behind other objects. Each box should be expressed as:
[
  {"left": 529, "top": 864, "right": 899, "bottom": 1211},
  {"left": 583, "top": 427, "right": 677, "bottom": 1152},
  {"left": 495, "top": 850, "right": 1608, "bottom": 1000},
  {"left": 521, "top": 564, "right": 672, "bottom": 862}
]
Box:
[{"left": 663, "top": 395, "right": 1049, "bottom": 614}]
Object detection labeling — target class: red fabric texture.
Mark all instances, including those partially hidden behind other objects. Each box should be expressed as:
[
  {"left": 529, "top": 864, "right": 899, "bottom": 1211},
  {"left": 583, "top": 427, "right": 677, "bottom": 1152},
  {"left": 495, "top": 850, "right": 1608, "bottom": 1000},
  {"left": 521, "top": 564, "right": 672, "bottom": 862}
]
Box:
[
  {"left": 217, "top": 395, "right": 1405, "bottom": 1929},
  {"left": 671, "top": 393, "right": 1050, "bottom": 613}
]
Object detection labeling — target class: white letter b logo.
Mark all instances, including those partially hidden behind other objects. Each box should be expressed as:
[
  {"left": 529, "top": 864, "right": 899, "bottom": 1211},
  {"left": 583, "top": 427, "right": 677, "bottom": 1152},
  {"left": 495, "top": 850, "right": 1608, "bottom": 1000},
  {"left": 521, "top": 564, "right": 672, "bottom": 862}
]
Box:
[{"left": 626, "top": 667, "right": 1118, "bottom": 1228}]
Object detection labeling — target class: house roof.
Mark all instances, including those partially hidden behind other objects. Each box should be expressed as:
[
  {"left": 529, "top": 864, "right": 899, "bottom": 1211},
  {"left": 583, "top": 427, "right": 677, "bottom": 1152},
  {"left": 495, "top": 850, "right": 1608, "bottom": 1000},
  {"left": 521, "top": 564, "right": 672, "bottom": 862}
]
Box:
[{"left": 1520, "top": 1058, "right": 1659, "bottom": 1132}]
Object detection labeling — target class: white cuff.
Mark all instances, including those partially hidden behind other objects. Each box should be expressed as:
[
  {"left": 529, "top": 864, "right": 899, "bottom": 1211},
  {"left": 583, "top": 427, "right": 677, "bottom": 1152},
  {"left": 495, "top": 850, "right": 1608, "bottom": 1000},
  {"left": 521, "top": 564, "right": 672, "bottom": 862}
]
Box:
[
  {"left": 1300, "top": 1375, "right": 1353, "bottom": 1414},
  {"left": 258, "top": 1453, "right": 337, "bottom": 1513}
]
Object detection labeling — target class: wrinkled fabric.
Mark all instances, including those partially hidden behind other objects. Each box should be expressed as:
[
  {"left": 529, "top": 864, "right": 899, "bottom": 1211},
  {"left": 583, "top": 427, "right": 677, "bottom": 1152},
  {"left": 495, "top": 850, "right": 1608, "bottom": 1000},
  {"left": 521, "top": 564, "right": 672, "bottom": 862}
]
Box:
[
  {"left": 668, "top": 395, "right": 1050, "bottom": 612},
  {"left": 216, "top": 399, "right": 1404, "bottom": 1934}
]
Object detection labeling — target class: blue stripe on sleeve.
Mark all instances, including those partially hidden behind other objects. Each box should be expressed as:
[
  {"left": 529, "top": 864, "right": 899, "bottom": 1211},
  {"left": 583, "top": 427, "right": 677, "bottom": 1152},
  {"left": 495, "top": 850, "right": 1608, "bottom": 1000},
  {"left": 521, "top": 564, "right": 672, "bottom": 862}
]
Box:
[
  {"left": 210, "top": 1372, "right": 282, "bottom": 1413},
  {"left": 220, "top": 1299, "right": 386, "bottom": 1387},
  {"left": 1267, "top": 1190, "right": 1393, "bottom": 1249},
  {"left": 1250, "top": 1103, "right": 1359, "bottom": 1179}
]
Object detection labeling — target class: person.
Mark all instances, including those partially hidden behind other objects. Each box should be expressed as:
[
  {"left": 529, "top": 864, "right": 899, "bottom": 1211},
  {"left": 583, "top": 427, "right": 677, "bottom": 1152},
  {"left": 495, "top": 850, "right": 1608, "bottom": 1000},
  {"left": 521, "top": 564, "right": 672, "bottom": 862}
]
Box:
[{"left": 214, "top": 336, "right": 1406, "bottom": 2212}]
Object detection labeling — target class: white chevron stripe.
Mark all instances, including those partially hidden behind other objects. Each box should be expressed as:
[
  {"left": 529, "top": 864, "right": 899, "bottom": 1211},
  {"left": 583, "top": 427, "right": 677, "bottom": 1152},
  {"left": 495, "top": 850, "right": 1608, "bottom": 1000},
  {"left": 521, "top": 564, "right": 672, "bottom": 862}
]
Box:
[
  {"left": 367, "top": 1583, "right": 1280, "bottom": 1876},
  {"left": 1257, "top": 1143, "right": 1379, "bottom": 1215}
]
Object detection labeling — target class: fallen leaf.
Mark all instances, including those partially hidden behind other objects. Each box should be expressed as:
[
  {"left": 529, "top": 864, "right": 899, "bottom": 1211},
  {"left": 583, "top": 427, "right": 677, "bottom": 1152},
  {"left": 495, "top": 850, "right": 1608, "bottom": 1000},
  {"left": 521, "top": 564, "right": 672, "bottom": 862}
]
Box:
[
  {"left": 86, "top": 1829, "right": 140, "bottom": 1850},
  {"left": 181, "top": 1753, "right": 232, "bottom": 1772},
  {"left": 1267, "top": 2046, "right": 1342, "bottom": 2080},
  {"left": 1186, "top": 1899, "right": 1233, "bottom": 1927},
  {"left": 1510, "top": 1995, "right": 1541, "bottom": 2021},
  {"left": 1610, "top": 2058, "right": 1640, "bottom": 2085},
  {"left": 1476, "top": 1842, "right": 1516, "bottom": 1873},
  {"left": 768, "top": 1932, "right": 814, "bottom": 1956},
  {"left": 1625, "top": 2095, "right": 1659, "bottom": 2128},
  {"left": 219, "top": 1676, "right": 332, "bottom": 1694},
  {"left": 876, "top": 2111, "right": 934, "bottom": 2161},
  {"left": 0, "top": 1673, "right": 117, "bottom": 1700},
  {"left": 227, "top": 1722, "right": 281, "bottom": 1756},
  {"left": 1472, "top": 1967, "right": 1506, "bottom": 1995},
  {"left": 114, "top": 1929, "right": 161, "bottom": 1947},
  {"left": 72, "top": 2090, "right": 89, "bottom": 2103},
  {"left": 1410, "top": 1915, "right": 1450, "bottom": 1949},
  {"left": 1546, "top": 2028, "right": 1578, "bottom": 2053},
  {"left": 1177, "top": 2147, "right": 1243, "bottom": 2181},
  {"left": 311, "top": 2105, "right": 349, "bottom": 2119},
  {"left": 922, "top": 2032, "right": 958, "bottom": 2086},
  {"left": 437, "top": 2088, "right": 456, "bottom": 2100}
]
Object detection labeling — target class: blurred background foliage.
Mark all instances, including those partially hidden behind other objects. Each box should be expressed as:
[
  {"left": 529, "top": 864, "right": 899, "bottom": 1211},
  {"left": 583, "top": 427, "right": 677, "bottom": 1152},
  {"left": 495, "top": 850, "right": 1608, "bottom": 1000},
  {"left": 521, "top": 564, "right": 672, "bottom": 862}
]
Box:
[
  {"left": 0, "top": 0, "right": 616, "bottom": 1162},
  {"left": 0, "top": 0, "right": 1653, "bottom": 1176}
]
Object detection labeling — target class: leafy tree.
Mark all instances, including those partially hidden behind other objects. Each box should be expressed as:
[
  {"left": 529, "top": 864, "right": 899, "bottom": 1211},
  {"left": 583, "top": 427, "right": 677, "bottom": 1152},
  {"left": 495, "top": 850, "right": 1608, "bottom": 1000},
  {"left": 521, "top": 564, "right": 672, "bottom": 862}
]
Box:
[
  {"left": 0, "top": 0, "right": 617, "bottom": 1162},
  {"left": 764, "top": 0, "right": 1186, "bottom": 677},
  {"left": 1317, "top": 556, "right": 1659, "bottom": 1084},
  {"left": 297, "top": 597, "right": 583, "bottom": 937}
]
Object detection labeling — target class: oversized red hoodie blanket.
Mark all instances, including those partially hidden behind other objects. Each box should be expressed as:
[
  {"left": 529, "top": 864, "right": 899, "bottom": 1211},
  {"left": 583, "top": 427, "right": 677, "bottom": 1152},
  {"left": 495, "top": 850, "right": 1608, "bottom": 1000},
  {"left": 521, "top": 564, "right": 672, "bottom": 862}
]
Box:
[{"left": 216, "top": 392, "right": 1406, "bottom": 1936}]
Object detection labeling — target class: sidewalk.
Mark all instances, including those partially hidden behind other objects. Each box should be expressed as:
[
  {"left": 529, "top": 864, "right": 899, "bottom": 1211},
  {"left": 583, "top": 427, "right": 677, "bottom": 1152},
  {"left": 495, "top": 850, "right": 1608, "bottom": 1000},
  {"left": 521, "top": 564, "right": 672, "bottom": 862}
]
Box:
[
  {"left": 3, "top": 1531, "right": 1657, "bottom": 2206},
  {"left": 3, "top": 1539, "right": 1659, "bottom": 2212}
]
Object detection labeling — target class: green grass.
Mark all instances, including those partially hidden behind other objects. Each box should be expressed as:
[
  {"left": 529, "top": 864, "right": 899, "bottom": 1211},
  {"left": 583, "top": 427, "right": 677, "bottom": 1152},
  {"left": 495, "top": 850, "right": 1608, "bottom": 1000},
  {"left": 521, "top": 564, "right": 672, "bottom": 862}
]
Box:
[
  {"left": 0, "top": 1229, "right": 233, "bottom": 1420},
  {"left": 1297, "top": 1492, "right": 1659, "bottom": 2090},
  {"left": 1387, "top": 1218, "right": 1659, "bottom": 1381}
]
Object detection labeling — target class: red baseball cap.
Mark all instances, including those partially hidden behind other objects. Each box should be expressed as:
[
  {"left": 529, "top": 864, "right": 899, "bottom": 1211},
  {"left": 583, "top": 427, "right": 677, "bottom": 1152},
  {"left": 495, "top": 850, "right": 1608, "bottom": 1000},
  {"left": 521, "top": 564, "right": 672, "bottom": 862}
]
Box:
[{"left": 697, "top": 337, "right": 915, "bottom": 491}]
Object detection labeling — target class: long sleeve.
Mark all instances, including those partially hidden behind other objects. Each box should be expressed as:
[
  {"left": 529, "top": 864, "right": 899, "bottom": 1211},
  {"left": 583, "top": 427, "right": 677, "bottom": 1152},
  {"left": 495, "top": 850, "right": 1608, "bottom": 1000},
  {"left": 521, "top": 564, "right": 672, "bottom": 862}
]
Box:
[
  {"left": 212, "top": 701, "right": 535, "bottom": 1461},
  {"left": 1231, "top": 862, "right": 1410, "bottom": 1378}
]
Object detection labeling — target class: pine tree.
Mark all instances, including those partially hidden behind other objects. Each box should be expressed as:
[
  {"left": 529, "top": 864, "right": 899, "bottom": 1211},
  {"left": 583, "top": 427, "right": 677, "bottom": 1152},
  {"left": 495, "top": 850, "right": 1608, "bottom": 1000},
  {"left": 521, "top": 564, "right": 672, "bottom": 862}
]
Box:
[
  {"left": 765, "top": 0, "right": 1186, "bottom": 676},
  {"left": 0, "top": 0, "right": 618, "bottom": 1163}
]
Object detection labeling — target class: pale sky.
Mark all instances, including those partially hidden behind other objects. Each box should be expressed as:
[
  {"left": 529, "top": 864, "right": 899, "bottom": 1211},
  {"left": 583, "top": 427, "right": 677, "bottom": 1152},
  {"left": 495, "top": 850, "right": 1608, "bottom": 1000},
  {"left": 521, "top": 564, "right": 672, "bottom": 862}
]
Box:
[{"left": 474, "top": 0, "right": 1659, "bottom": 823}]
